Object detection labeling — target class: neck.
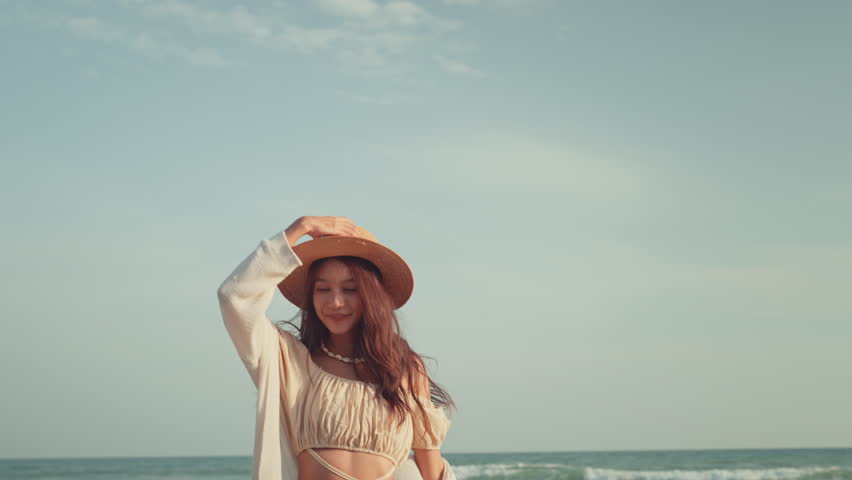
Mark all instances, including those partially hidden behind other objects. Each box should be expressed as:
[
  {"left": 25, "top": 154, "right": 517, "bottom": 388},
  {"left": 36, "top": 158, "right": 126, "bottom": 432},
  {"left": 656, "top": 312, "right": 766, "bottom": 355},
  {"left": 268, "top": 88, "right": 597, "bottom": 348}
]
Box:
[{"left": 326, "top": 332, "right": 357, "bottom": 358}]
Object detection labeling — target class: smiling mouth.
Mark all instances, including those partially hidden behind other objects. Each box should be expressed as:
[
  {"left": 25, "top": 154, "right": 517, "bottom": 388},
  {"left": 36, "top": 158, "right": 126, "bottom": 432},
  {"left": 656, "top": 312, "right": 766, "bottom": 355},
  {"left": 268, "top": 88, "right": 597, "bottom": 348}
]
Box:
[{"left": 329, "top": 314, "right": 350, "bottom": 320}]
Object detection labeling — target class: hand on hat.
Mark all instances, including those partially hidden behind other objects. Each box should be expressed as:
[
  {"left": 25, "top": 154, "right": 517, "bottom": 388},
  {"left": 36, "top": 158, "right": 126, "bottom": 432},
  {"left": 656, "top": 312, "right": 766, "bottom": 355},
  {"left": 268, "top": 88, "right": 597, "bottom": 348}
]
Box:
[{"left": 296, "top": 216, "right": 363, "bottom": 240}]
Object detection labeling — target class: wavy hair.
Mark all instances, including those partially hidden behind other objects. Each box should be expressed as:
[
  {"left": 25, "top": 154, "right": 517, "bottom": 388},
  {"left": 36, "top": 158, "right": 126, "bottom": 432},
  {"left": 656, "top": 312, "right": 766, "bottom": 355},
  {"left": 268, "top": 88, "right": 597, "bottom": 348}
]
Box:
[{"left": 277, "top": 255, "right": 456, "bottom": 435}]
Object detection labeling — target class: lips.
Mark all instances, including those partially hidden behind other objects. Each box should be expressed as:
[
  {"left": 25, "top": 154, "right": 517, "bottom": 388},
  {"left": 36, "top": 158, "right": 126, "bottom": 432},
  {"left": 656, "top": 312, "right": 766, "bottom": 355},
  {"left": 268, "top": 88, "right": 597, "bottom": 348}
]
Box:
[{"left": 329, "top": 314, "right": 350, "bottom": 320}]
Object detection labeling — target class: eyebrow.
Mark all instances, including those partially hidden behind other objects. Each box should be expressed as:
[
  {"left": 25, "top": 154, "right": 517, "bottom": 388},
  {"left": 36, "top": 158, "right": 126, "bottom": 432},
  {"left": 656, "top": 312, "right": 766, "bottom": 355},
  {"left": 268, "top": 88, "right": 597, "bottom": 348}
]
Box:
[{"left": 316, "top": 277, "right": 355, "bottom": 282}]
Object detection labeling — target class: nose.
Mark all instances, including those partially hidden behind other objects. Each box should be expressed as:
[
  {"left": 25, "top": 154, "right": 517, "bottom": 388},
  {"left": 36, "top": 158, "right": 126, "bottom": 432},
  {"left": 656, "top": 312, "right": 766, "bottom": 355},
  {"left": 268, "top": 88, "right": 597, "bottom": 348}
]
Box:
[{"left": 330, "top": 291, "right": 345, "bottom": 307}]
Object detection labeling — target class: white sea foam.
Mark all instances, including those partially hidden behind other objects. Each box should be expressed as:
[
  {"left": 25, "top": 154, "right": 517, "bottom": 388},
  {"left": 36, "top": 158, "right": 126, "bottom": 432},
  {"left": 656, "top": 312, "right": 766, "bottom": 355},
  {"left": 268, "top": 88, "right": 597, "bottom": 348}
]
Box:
[
  {"left": 450, "top": 462, "right": 847, "bottom": 480},
  {"left": 454, "top": 463, "right": 523, "bottom": 479},
  {"left": 453, "top": 461, "right": 573, "bottom": 479},
  {"left": 584, "top": 466, "right": 844, "bottom": 480}
]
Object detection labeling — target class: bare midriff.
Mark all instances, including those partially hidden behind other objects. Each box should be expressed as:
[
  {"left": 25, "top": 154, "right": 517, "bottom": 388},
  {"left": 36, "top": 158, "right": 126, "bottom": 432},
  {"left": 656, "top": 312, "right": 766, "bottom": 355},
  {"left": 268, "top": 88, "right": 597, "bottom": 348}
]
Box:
[{"left": 297, "top": 448, "right": 397, "bottom": 480}]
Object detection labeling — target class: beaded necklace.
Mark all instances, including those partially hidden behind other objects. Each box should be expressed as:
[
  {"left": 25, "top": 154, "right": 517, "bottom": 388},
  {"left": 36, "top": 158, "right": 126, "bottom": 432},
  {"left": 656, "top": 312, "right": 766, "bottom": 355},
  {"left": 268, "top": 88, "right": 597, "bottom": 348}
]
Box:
[{"left": 320, "top": 343, "right": 365, "bottom": 364}]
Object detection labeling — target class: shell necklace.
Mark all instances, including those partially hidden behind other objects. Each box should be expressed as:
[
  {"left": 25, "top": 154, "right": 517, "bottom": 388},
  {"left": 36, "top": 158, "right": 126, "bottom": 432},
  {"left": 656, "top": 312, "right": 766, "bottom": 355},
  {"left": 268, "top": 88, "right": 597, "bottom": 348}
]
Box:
[{"left": 321, "top": 343, "right": 365, "bottom": 364}]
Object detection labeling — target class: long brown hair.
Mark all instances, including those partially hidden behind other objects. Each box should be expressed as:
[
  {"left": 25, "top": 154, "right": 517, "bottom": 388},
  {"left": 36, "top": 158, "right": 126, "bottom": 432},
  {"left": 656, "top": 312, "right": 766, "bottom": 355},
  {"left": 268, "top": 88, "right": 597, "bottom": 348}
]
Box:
[{"left": 277, "top": 255, "right": 456, "bottom": 435}]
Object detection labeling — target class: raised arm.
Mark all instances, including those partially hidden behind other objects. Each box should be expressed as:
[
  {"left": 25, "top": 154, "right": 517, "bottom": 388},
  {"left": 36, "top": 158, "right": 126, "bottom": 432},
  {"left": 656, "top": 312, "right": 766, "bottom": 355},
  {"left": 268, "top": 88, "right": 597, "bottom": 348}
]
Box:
[
  {"left": 217, "top": 216, "right": 364, "bottom": 386},
  {"left": 216, "top": 219, "right": 309, "bottom": 386}
]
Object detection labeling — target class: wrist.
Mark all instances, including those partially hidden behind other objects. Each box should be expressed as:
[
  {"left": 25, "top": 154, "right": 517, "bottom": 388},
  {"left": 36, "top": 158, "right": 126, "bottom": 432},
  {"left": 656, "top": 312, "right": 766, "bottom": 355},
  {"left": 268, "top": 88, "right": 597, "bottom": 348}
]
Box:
[{"left": 285, "top": 218, "right": 310, "bottom": 246}]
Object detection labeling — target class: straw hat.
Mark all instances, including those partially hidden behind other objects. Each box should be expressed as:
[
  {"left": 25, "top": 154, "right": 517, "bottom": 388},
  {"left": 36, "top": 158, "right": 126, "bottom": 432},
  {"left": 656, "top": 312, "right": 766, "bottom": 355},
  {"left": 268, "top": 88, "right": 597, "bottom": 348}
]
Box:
[{"left": 277, "top": 226, "right": 414, "bottom": 310}]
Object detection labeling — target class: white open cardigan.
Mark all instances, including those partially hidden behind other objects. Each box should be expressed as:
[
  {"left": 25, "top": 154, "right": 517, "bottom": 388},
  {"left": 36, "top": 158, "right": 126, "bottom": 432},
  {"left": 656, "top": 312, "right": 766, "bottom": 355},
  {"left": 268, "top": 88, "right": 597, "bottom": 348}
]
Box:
[{"left": 217, "top": 228, "right": 456, "bottom": 480}]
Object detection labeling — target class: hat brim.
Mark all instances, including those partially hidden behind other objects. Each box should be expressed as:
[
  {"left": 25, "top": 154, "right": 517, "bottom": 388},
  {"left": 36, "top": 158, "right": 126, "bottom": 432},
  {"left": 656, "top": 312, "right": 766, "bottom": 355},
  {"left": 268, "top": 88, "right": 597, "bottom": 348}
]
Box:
[{"left": 277, "top": 235, "right": 414, "bottom": 310}]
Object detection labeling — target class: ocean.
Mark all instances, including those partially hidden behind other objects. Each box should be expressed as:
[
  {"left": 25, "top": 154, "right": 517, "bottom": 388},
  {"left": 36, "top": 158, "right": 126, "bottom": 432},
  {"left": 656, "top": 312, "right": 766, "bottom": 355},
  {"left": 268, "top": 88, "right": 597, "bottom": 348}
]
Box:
[{"left": 1, "top": 449, "right": 850, "bottom": 480}]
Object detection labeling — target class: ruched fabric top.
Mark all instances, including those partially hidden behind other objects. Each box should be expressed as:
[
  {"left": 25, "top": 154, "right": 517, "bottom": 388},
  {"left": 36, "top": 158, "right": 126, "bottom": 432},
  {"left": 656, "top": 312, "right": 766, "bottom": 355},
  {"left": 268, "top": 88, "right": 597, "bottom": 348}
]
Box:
[{"left": 277, "top": 329, "right": 451, "bottom": 467}]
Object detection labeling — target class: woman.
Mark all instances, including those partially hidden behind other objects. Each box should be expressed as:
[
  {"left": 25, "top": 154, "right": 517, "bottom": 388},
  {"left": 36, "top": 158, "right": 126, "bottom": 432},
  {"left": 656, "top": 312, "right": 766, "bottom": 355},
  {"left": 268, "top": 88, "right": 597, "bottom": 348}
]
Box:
[{"left": 217, "top": 216, "right": 456, "bottom": 480}]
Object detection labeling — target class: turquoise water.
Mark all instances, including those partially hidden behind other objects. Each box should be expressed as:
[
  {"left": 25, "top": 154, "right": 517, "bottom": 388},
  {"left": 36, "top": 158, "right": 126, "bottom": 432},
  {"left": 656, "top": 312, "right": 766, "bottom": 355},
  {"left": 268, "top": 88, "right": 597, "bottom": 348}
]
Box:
[{"left": 1, "top": 449, "right": 850, "bottom": 479}]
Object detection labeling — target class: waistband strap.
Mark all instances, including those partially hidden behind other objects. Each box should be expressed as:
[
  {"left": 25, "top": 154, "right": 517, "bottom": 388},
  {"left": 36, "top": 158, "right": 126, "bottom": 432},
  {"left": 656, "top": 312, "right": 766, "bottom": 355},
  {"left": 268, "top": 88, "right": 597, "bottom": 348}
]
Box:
[{"left": 305, "top": 448, "right": 396, "bottom": 480}]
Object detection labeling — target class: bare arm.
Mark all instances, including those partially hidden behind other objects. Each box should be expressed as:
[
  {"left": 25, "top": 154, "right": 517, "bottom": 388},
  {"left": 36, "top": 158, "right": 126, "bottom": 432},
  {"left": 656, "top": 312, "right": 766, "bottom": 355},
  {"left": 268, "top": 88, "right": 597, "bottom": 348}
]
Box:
[
  {"left": 413, "top": 448, "right": 446, "bottom": 480},
  {"left": 410, "top": 358, "right": 449, "bottom": 480}
]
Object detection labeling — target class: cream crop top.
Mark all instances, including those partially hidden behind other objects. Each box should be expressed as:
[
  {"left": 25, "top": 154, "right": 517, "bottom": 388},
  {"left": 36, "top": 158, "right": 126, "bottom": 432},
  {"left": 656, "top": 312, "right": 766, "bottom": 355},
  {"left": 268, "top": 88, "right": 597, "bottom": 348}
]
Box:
[{"left": 277, "top": 328, "right": 451, "bottom": 468}]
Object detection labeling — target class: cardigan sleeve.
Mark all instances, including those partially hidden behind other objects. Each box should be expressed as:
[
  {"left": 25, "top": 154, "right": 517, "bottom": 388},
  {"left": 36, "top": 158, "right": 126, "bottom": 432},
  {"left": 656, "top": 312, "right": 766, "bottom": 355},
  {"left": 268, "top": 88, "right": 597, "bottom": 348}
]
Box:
[{"left": 217, "top": 229, "right": 303, "bottom": 387}]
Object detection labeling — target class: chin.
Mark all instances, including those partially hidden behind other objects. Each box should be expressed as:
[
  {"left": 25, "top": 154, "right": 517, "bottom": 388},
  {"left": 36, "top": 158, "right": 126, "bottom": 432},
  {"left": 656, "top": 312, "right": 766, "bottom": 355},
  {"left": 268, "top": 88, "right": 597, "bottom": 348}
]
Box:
[
  {"left": 323, "top": 320, "right": 357, "bottom": 336},
  {"left": 328, "top": 325, "right": 356, "bottom": 336}
]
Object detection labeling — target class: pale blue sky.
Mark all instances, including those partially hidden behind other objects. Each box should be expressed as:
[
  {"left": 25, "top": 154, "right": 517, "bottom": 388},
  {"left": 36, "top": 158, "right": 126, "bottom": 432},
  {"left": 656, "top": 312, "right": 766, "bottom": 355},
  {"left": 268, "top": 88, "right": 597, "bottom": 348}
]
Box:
[{"left": 1, "top": 0, "right": 850, "bottom": 459}]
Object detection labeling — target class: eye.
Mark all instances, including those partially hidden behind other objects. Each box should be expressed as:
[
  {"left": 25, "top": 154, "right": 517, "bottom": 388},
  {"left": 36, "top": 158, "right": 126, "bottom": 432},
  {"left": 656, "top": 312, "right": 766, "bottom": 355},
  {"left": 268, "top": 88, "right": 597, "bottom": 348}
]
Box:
[
  {"left": 316, "top": 288, "right": 329, "bottom": 292},
  {"left": 344, "top": 288, "right": 357, "bottom": 292}
]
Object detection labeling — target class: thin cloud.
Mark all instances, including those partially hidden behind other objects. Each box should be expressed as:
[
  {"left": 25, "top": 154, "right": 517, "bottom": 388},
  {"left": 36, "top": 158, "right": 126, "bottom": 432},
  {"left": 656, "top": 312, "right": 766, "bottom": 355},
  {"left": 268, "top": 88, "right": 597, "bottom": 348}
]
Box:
[
  {"left": 443, "top": 0, "right": 543, "bottom": 6},
  {"left": 122, "top": 0, "right": 441, "bottom": 76},
  {"left": 179, "top": 46, "right": 230, "bottom": 67},
  {"left": 128, "top": 32, "right": 231, "bottom": 67},
  {"left": 335, "top": 90, "right": 392, "bottom": 105},
  {"left": 65, "top": 16, "right": 124, "bottom": 43},
  {"left": 433, "top": 54, "right": 485, "bottom": 77},
  {"left": 22, "top": 8, "right": 234, "bottom": 68},
  {"left": 281, "top": 25, "right": 343, "bottom": 53},
  {"left": 383, "top": 1, "right": 429, "bottom": 26},
  {"left": 336, "top": 47, "right": 411, "bottom": 78},
  {"left": 15, "top": 1, "right": 473, "bottom": 77},
  {"left": 315, "top": 0, "right": 379, "bottom": 19},
  {"left": 334, "top": 89, "right": 419, "bottom": 106},
  {"left": 317, "top": 0, "right": 431, "bottom": 27},
  {"left": 121, "top": 0, "right": 280, "bottom": 44}
]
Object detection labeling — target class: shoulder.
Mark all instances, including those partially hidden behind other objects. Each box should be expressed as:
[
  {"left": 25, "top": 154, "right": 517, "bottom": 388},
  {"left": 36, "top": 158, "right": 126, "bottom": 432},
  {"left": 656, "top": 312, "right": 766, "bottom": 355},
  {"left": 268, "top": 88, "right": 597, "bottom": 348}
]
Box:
[
  {"left": 277, "top": 327, "right": 297, "bottom": 342},
  {"left": 277, "top": 328, "right": 308, "bottom": 353}
]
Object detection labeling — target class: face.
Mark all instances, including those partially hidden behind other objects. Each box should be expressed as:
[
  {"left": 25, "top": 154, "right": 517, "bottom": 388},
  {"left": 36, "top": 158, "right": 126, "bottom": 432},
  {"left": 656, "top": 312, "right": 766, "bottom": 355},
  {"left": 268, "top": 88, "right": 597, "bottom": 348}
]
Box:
[{"left": 312, "top": 259, "right": 364, "bottom": 336}]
